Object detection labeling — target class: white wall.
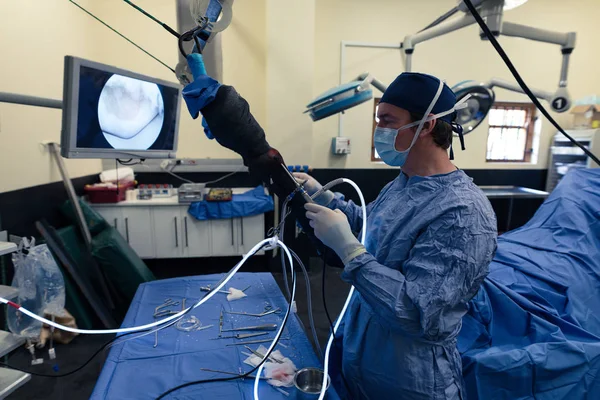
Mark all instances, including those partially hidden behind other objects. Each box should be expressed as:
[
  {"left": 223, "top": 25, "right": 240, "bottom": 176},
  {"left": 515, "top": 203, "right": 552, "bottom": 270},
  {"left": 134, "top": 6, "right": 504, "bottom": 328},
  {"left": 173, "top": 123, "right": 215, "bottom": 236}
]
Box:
[
  {"left": 266, "top": 0, "right": 315, "bottom": 166},
  {"left": 312, "top": 0, "right": 600, "bottom": 169},
  {"left": 0, "top": 0, "right": 267, "bottom": 193},
  {"left": 0, "top": 0, "right": 104, "bottom": 193},
  {"left": 2, "top": 0, "right": 599, "bottom": 195}
]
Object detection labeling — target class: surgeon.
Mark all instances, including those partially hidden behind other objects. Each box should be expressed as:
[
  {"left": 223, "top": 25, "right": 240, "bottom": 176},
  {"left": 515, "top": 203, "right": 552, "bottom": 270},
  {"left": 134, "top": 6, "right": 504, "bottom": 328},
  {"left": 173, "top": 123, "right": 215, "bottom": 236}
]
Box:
[{"left": 297, "top": 72, "right": 498, "bottom": 399}]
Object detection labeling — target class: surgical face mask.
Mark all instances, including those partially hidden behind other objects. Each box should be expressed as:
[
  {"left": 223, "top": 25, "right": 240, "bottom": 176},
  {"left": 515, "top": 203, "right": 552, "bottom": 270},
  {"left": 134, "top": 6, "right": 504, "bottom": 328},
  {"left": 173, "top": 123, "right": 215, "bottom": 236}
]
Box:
[{"left": 374, "top": 80, "right": 469, "bottom": 167}]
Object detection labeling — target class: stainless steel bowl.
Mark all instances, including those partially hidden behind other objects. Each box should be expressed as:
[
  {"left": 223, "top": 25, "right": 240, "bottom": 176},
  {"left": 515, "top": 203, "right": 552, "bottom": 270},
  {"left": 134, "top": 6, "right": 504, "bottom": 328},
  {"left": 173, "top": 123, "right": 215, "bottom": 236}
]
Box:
[{"left": 294, "top": 367, "right": 330, "bottom": 396}]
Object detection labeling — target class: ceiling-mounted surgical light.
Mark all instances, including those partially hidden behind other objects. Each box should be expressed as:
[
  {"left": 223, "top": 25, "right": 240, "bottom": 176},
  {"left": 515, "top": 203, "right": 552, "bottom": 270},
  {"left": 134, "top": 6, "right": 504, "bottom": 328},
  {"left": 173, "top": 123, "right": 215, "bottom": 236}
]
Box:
[
  {"left": 305, "top": 73, "right": 388, "bottom": 122},
  {"left": 451, "top": 78, "right": 572, "bottom": 133},
  {"left": 452, "top": 82, "right": 496, "bottom": 134}
]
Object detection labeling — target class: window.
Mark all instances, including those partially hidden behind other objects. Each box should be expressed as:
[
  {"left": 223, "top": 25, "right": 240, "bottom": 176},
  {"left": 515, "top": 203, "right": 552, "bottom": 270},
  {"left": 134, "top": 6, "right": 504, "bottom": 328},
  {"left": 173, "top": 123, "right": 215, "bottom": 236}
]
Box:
[
  {"left": 487, "top": 102, "right": 537, "bottom": 162},
  {"left": 371, "top": 98, "right": 381, "bottom": 161}
]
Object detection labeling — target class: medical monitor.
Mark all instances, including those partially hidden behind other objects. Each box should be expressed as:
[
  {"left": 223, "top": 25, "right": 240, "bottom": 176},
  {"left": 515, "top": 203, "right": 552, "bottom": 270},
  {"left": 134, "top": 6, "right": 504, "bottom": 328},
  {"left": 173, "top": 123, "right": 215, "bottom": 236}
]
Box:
[{"left": 61, "top": 56, "right": 181, "bottom": 159}]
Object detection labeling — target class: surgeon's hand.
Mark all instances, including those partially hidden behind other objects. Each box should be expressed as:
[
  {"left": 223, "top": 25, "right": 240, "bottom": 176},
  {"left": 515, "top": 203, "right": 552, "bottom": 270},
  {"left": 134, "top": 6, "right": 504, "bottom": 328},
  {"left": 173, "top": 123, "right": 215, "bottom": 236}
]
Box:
[
  {"left": 305, "top": 203, "right": 366, "bottom": 264},
  {"left": 293, "top": 173, "right": 334, "bottom": 206}
]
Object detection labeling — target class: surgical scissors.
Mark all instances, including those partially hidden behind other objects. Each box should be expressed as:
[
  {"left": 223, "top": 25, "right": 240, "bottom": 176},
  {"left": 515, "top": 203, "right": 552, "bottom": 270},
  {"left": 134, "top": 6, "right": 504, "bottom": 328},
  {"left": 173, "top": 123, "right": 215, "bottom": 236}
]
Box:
[{"left": 224, "top": 305, "right": 281, "bottom": 318}]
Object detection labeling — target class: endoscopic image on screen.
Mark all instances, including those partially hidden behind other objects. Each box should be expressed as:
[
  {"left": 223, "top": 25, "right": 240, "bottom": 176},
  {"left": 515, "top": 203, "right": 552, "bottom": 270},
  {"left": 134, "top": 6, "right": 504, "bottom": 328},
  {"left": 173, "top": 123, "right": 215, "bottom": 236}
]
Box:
[
  {"left": 76, "top": 66, "right": 178, "bottom": 152},
  {"left": 98, "top": 74, "right": 164, "bottom": 150}
]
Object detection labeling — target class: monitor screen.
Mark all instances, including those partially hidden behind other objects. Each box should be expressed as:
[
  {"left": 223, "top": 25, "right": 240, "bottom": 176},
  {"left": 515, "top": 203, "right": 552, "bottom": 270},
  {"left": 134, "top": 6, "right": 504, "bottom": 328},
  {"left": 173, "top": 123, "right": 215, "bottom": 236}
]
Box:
[{"left": 61, "top": 56, "right": 181, "bottom": 159}]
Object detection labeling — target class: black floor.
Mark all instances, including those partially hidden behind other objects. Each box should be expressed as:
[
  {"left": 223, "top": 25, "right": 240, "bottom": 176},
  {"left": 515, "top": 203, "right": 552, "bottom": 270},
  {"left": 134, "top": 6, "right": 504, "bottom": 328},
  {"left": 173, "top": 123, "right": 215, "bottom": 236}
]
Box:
[{"left": 5, "top": 258, "right": 351, "bottom": 400}]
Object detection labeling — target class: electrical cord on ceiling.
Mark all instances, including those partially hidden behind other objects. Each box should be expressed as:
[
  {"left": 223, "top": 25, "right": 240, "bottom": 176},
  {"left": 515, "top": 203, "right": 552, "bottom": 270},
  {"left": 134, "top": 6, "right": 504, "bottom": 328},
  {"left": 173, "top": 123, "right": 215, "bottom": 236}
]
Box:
[
  {"left": 154, "top": 258, "right": 297, "bottom": 400},
  {"left": 418, "top": 6, "right": 460, "bottom": 32},
  {"left": 462, "top": 0, "right": 600, "bottom": 165},
  {"left": 68, "top": 0, "right": 175, "bottom": 74},
  {"left": 122, "top": 0, "right": 209, "bottom": 58},
  {"left": 121, "top": 0, "right": 181, "bottom": 39}
]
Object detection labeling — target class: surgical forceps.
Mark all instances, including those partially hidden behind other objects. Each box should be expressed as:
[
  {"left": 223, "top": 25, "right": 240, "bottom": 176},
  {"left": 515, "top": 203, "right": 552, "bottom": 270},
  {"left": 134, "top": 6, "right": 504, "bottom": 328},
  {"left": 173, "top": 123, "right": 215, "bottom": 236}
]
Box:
[
  {"left": 153, "top": 299, "right": 180, "bottom": 318},
  {"left": 224, "top": 305, "right": 282, "bottom": 318}
]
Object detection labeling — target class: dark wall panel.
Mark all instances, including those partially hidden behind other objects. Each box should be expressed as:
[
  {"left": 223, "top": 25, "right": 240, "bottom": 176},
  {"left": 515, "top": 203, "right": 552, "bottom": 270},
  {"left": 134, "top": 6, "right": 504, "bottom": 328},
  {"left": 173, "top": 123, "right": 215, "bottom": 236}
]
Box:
[
  {"left": 0, "top": 175, "right": 99, "bottom": 237},
  {"left": 0, "top": 168, "right": 547, "bottom": 273}
]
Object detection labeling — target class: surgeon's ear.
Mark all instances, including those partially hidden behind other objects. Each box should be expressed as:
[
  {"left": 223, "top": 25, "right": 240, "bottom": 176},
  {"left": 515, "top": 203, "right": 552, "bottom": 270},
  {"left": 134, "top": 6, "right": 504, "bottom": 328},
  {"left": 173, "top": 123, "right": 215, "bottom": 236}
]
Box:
[{"left": 419, "top": 117, "right": 437, "bottom": 138}]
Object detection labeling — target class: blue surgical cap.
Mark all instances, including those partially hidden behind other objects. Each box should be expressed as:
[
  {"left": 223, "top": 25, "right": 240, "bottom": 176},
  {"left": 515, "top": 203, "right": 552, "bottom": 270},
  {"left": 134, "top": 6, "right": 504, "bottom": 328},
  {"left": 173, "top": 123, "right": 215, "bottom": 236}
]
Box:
[
  {"left": 381, "top": 72, "right": 465, "bottom": 158},
  {"left": 380, "top": 72, "right": 458, "bottom": 124}
]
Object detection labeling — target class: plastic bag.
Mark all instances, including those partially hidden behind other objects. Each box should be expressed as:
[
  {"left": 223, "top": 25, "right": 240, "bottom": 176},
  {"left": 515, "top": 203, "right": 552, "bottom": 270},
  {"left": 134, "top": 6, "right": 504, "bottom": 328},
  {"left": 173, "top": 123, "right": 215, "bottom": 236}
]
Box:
[
  {"left": 28, "top": 243, "right": 66, "bottom": 316},
  {"left": 6, "top": 239, "right": 66, "bottom": 339}
]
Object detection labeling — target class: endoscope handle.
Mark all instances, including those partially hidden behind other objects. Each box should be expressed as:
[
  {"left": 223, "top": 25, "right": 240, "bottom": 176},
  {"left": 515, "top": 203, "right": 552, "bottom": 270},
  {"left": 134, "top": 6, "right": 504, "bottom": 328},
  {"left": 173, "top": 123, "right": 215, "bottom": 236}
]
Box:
[{"left": 254, "top": 153, "right": 343, "bottom": 269}]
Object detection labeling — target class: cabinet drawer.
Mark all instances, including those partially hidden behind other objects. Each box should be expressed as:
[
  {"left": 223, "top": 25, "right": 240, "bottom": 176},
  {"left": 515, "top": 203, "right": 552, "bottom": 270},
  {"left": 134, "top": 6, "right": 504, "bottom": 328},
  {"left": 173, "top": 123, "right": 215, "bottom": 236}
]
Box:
[{"left": 210, "top": 219, "right": 238, "bottom": 256}]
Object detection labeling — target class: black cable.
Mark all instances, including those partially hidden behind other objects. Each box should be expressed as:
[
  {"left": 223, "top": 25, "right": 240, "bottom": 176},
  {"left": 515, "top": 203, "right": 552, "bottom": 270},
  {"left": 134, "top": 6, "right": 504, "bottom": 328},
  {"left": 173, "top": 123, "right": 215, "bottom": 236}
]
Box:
[
  {"left": 68, "top": 0, "right": 175, "bottom": 74},
  {"left": 322, "top": 256, "right": 335, "bottom": 334},
  {"left": 178, "top": 23, "right": 208, "bottom": 58},
  {"left": 462, "top": 0, "right": 600, "bottom": 166},
  {"left": 122, "top": 0, "right": 181, "bottom": 39},
  {"left": 117, "top": 159, "right": 144, "bottom": 166},
  {"left": 321, "top": 251, "right": 353, "bottom": 399},
  {"left": 418, "top": 6, "right": 459, "bottom": 33},
  {"left": 0, "top": 298, "right": 192, "bottom": 379},
  {"left": 0, "top": 330, "right": 142, "bottom": 378},
  {"left": 155, "top": 252, "right": 297, "bottom": 400}
]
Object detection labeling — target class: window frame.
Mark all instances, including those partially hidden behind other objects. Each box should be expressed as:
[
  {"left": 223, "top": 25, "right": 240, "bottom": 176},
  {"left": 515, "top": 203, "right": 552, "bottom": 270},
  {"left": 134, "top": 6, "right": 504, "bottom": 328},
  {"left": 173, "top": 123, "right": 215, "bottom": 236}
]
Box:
[{"left": 486, "top": 102, "right": 537, "bottom": 163}]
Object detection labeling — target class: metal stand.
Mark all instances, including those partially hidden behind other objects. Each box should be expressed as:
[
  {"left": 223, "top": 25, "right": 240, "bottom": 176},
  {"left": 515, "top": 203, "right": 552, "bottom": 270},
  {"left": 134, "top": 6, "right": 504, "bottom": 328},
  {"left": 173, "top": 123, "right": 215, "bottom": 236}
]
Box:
[
  {"left": 48, "top": 143, "right": 93, "bottom": 250},
  {"left": 47, "top": 142, "right": 116, "bottom": 313},
  {"left": 0, "top": 92, "right": 116, "bottom": 322}
]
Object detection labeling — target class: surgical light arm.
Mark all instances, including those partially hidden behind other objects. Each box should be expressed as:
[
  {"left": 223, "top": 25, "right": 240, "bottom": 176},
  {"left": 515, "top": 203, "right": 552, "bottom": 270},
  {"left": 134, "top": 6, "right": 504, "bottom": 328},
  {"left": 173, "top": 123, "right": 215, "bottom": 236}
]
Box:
[
  {"left": 356, "top": 73, "right": 389, "bottom": 94},
  {"left": 486, "top": 78, "right": 550, "bottom": 102},
  {"left": 500, "top": 22, "right": 576, "bottom": 88},
  {"left": 402, "top": 0, "right": 576, "bottom": 112}
]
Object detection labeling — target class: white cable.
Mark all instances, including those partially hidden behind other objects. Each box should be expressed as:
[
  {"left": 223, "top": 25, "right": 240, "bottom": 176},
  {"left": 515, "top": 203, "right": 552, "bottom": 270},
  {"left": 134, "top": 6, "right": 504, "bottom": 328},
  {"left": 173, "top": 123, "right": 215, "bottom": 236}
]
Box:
[
  {"left": 253, "top": 239, "right": 296, "bottom": 400},
  {"left": 318, "top": 178, "right": 367, "bottom": 400},
  {"left": 0, "top": 238, "right": 273, "bottom": 335},
  {"left": 106, "top": 316, "right": 183, "bottom": 351},
  {"left": 0, "top": 176, "right": 367, "bottom": 400}
]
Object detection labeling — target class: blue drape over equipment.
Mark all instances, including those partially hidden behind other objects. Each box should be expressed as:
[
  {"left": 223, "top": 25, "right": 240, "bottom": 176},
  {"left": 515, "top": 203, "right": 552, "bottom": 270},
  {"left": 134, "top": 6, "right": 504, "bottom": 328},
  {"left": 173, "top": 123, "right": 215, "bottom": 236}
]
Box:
[{"left": 187, "top": 186, "right": 274, "bottom": 220}]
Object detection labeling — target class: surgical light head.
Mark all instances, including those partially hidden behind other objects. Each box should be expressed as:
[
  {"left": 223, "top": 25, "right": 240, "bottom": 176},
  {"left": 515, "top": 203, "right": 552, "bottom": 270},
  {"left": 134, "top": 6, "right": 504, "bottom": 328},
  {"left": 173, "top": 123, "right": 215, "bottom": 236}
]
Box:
[
  {"left": 305, "top": 80, "right": 373, "bottom": 122},
  {"left": 452, "top": 82, "right": 495, "bottom": 134},
  {"left": 451, "top": 78, "right": 572, "bottom": 133},
  {"left": 305, "top": 73, "right": 389, "bottom": 122}
]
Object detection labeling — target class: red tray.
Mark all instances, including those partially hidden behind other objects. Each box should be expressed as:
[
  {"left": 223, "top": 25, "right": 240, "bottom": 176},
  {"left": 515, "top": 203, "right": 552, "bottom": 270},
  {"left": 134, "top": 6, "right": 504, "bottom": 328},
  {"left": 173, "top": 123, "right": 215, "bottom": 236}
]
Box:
[{"left": 85, "top": 182, "right": 134, "bottom": 204}]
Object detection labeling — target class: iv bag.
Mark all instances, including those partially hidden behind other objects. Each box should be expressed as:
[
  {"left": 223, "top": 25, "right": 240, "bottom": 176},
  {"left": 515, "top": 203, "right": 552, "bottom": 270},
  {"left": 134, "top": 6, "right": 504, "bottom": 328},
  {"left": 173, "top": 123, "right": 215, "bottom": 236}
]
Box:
[{"left": 6, "top": 240, "right": 66, "bottom": 339}]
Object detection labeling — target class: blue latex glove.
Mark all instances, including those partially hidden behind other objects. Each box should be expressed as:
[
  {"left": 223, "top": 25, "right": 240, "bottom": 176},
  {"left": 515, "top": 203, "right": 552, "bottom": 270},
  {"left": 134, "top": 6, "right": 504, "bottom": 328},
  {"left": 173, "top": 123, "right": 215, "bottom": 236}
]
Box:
[
  {"left": 181, "top": 53, "right": 221, "bottom": 127},
  {"left": 305, "top": 203, "right": 366, "bottom": 264}
]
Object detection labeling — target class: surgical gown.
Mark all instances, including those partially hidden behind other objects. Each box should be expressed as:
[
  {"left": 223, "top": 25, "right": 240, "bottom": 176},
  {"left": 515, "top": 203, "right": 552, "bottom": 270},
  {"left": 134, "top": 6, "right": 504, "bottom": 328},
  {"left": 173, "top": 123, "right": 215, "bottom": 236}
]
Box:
[{"left": 328, "top": 170, "right": 497, "bottom": 400}]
